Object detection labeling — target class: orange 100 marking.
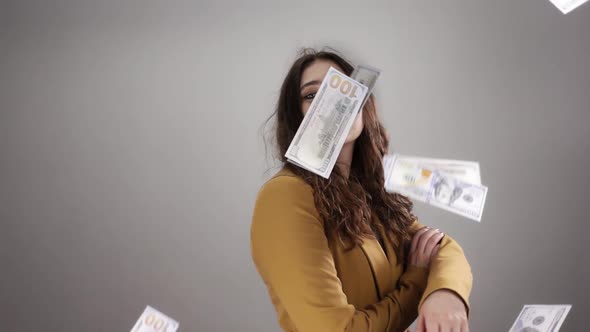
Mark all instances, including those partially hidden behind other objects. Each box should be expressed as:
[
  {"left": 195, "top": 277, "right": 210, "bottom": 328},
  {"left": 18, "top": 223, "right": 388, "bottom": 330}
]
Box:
[{"left": 329, "top": 74, "right": 359, "bottom": 99}]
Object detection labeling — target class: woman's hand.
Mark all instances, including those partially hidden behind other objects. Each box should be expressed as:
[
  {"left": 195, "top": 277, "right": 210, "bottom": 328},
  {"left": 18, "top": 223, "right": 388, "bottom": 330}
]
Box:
[
  {"left": 416, "top": 289, "right": 469, "bottom": 332},
  {"left": 408, "top": 227, "right": 444, "bottom": 268}
]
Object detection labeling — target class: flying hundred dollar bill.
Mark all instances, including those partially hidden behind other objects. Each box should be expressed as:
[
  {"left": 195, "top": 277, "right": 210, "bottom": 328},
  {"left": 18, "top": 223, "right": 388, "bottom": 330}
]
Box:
[
  {"left": 285, "top": 66, "right": 371, "bottom": 178},
  {"left": 350, "top": 64, "right": 381, "bottom": 109},
  {"left": 384, "top": 154, "right": 488, "bottom": 222},
  {"left": 509, "top": 305, "right": 572, "bottom": 332},
  {"left": 548, "top": 0, "right": 588, "bottom": 14},
  {"left": 130, "top": 305, "right": 179, "bottom": 332},
  {"left": 384, "top": 154, "right": 481, "bottom": 185}
]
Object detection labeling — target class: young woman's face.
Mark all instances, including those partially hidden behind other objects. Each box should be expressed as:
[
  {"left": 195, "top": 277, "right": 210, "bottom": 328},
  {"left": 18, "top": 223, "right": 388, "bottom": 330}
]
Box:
[{"left": 299, "top": 59, "right": 364, "bottom": 144}]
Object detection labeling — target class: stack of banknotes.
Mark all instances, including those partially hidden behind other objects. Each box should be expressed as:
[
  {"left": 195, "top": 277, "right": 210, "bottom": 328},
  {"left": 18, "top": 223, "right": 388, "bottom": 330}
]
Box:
[{"left": 383, "top": 154, "right": 488, "bottom": 222}]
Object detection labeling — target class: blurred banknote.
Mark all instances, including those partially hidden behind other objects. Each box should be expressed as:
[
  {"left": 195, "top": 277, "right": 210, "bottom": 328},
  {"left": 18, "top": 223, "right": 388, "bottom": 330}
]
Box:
[
  {"left": 509, "top": 305, "right": 571, "bottom": 332},
  {"left": 386, "top": 155, "right": 481, "bottom": 185},
  {"left": 285, "top": 66, "right": 369, "bottom": 178},
  {"left": 130, "top": 305, "right": 179, "bottom": 332},
  {"left": 350, "top": 64, "right": 380, "bottom": 109},
  {"left": 384, "top": 154, "right": 487, "bottom": 222},
  {"left": 548, "top": 0, "right": 588, "bottom": 14}
]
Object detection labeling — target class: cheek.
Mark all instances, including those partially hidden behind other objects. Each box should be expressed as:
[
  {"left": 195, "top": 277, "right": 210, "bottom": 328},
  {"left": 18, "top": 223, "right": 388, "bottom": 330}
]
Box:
[
  {"left": 347, "top": 112, "right": 364, "bottom": 140},
  {"left": 301, "top": 102, "right": 311, "bottom": 116},
  {"left": 353, "top": 112, "right": 364, "bottom": 132}
]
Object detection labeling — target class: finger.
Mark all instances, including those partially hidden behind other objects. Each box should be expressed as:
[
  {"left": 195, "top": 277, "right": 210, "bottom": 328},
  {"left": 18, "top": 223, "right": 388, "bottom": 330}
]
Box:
[
  {"left": 415, "top": 314, "right": 425, "bottom": 332},
  {"left": 417, "top": 229, "right": 441, "bottom": 255},
  {"left": 461, "top": 318, "right": 469, "bottom": 332},
  {"left": 437, "top": 232, "right": 445, "bottom": 245},
  {"left": 411, "top": 227, "right": 430, "bottom": 252},
  {"left": 430, "top": 244, "right": 441, "bottom": 259},
  {"left": 414, "top": 228, "right": 437, "bottom": 256},
  {"left": 450, "top": 316, "right": 465, "bottom": 332},
  {"left": 425, "top": 319, "right": 440, "bottom": 332},
  {"left": 410, "top": 227, "right": 430, "bottom": 254},
  {"left": 448, "top": 323, "right": 458, "bottom": 332},
  {"left": 423, "top": 232, "right": 444, "bottom": 257},
  {"left": 440, "top": 321, "right": 452, "bottom": 332}
]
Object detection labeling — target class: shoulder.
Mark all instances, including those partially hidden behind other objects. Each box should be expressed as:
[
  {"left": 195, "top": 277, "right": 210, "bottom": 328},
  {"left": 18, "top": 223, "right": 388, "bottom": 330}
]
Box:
[
  {"left": 256, "top": 168, "right": 313, "bottom": 203},
  {"left": 252, "top": 168, "right": 320, "bottom": 232}
]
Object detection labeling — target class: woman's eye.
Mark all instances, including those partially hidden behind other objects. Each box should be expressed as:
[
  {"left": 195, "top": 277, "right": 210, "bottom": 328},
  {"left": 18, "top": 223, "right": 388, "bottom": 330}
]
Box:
[{"left": 303, "top": 92, "right": 316, "bottom": 100}]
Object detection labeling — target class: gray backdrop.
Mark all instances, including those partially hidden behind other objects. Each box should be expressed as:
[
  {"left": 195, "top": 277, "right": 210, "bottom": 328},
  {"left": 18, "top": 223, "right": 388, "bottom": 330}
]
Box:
[{"left": 2, "top": 0, "right": 589, "bottom": 331}]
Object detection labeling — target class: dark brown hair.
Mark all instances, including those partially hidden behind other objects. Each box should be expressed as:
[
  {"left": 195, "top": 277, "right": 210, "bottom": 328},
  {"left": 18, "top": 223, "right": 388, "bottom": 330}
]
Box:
[{"left": 266, "top": 48, "right": 416, "bottom": 256}]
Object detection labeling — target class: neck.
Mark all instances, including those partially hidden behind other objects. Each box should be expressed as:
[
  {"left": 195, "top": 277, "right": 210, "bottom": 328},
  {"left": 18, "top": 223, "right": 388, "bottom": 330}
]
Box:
[{"left": 335, "top": 141, "right": 354, "bottom": 178}]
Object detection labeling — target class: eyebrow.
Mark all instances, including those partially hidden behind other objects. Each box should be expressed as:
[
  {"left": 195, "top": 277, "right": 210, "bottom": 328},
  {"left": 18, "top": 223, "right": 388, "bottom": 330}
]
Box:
[{"left": 300, "top": 80, "right": 321, "bottom": 91}]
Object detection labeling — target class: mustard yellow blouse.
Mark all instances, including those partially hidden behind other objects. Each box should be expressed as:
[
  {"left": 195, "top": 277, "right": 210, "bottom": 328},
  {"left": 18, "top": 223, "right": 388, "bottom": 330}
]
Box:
[{"left": 251, "top": 169, "right": 472, "bottom": 332}]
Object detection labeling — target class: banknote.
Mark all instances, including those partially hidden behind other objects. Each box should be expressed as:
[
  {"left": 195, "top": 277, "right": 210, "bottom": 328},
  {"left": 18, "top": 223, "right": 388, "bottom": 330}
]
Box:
[
  {"left": 548, "top": 0, "right": 588, "bottom": 14},
  {"left": 383, "top": 154, "right": 396, "bottom": 182},
  {"left": 130, "top": 305, "right": 179, "bottom": 332},
  {"left": 350, "top": 64, "right": 380, "bottom": 109},
  {"left": 509, "top": 305, "right": 572, "bottom": 332},
  {"left": 285, "top": 66, "right": 368, "bottom": 178},
  {"left": 427, "top": 170, "right": 488, "bottom": 221},
  {"left": 386, "top": 154, "right": 481, "bottom": 185},
  {"left": 384, "top": 154, "right": 488, "bottom": 221}
]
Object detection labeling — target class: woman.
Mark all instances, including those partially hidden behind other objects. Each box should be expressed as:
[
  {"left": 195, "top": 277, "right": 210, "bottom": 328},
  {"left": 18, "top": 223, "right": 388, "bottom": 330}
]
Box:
[{"left": 251, "top": 49, "right": 472, "bottom": 332}]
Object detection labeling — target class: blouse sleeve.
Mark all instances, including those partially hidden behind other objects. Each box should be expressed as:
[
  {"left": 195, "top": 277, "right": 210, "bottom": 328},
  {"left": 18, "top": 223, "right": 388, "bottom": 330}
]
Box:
[
  {"left": 408, "top": 221, "right": 473, "bottom": 314},
  {"left": 251, "top": 175, "right": 428, "bottom": 332}
]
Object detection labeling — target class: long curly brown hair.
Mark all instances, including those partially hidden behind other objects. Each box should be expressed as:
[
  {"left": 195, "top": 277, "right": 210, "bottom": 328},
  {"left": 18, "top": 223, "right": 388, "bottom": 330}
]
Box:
[{"left": 266, "top": 48, "right": 416, "bottom": 257}]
